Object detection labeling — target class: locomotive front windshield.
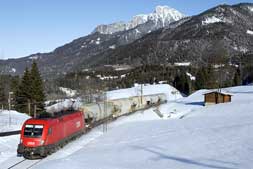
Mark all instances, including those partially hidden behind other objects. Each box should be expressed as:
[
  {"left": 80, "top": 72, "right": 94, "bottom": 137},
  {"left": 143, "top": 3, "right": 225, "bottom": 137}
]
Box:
[{"left": 24, "top": 124, "right": 43, "bottom": 137}]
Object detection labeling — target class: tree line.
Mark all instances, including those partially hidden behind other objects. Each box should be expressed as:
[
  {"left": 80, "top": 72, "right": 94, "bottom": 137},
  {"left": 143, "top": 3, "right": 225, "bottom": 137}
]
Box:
[
  {"left": 0, "top": 61, "right": 246, "bottom": 115},
  {"left": 0, "top": 62, "right": 45, "bottom": 116},
  {"left": 54, "top": 64, "right": 243, "bottom": 97}
]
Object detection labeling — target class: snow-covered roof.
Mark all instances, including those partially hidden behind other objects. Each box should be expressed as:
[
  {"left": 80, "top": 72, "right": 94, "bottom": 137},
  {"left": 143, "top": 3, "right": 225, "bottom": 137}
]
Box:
[{"left": 203, "top": 90, "right": 233, "bottom": 96}]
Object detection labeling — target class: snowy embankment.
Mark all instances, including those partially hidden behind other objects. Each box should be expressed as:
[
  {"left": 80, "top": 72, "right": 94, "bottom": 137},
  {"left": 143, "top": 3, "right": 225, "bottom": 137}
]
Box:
[
  {"left": 107, "top": 84, "right": 182, "bottom": 100},
  {"left": 32, "top": 85, "right": 253, "bottom": 169},
  {"left": 0, "top": 110, "right": 30, "bottom": 132},
  {"left": 0, "top": 110, "right": 29, "bottom": 165}
]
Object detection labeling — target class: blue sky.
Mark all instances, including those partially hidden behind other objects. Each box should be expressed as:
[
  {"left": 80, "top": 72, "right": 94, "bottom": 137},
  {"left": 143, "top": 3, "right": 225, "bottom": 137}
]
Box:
[{"left": 0, "top": 0, "right": 250, "bottom": 59}]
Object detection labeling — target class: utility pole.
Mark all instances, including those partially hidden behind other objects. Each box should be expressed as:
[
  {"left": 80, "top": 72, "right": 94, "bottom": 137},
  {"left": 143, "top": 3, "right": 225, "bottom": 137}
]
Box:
[
  {"left": 141, "top": 84, "right": 143, "bottom": 105},
  {"left": 8, "top": 92, "right": 13, "bottom": 126},
  {"left": 28, "top": 100, "right": 31, "bottom": 116},
  {"left": 34, "top": 104, "right": 37, "bottom": 118},
  {"left": 103, "top": 91, "right": 108, "bottom": 133}
]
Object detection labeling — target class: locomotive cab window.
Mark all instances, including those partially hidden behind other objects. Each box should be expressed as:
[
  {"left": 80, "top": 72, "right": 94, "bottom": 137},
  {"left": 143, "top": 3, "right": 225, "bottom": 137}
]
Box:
[{"left": 24, "top": 124, "right": 44, "bottom": 137}]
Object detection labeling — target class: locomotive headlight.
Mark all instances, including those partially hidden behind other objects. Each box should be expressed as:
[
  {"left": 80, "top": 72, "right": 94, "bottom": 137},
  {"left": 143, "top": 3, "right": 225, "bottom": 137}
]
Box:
[{"left": 40, "top": 140, "right": 45, "bottom": 145}]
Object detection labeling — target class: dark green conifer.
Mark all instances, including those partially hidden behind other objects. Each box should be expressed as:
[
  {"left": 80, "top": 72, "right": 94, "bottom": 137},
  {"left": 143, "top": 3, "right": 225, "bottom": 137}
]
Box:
[
  {"left": 233, "top": 68, "right": 241, "bottom": 86},
  {"left": 30, "top": 62, "right": 45, "bottom": 113},
  {"left": 15, "top": 62, "right": 45, "bottom": 115},
  {"left": 195, "top": 67, "right": 207, "bottom": 90},
  {"left": 15, "top": 68, "right": 32, "bottom": 113}
]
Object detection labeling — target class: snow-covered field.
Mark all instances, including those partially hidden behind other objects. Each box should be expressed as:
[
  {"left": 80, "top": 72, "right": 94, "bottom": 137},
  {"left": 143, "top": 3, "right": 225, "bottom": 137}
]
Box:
[
  {"left": 107, "top": 84, "right": 182, "bottom": 100},
  {"left": 0, "top": 135, "right": 21, "bottom": 165},
  {"left": 1, "top": 85, "right": 253, "bottom": 169},
  {"left": 0, "top": 110, "right": 29, "bottom": 164},
  {"left": 0, "top": 110, "right": 30, "bottom": 132}
]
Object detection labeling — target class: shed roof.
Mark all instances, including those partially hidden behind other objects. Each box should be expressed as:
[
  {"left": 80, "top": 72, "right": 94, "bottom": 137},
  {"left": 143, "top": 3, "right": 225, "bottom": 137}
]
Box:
[{"left": 203, "top": 90, "right": 233, "bottom": 96}]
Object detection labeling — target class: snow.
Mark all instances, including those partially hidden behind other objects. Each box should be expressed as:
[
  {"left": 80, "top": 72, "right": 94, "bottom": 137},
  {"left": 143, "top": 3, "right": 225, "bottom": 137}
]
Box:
[
  {"left": 213, "top": 64, "right": 225, "bottom": 68},
  {"left": 202, "top": 89, "right": 232, "bottom": 96},
  {"left": 0, "top": 110, "right": 30, "bottom": 132},
  {"left": 95, "top": 40, "right": 100, "bottom": 45},
  {"left": 202, "top": 16, "right": 225, "bottom": 25},
  {"left": 248, "top": 6, "right": 253, "bottom": 12},
  {"left": 96, "top": 75, "right": 118, "bottom": 80},
  {"left": 233, "top": 45, "right": 248, "bottom": 53},
  {"left": 106, "top": 84, "right": 182, "bottom": 101},
  {"left": 46, "top": 99, "right": 75, "bottom": 114},
  {"left": 247, "top": 30, "right": 253, "bottom": 35},
  {"left": 0, "top": 135, "right": 20, "bottom": 164},
  {"left": 95, "top": 6, "right": 185, "bottom": 34},
  {"left": 29, "top": 56, "right": 39, "bottom": 60},
  {"left": 0, "top": 110, "right": 29, "bottom": 165},
  {"left": 10, "top": 68, "right": 16, "bottom": 73},
  {"left": 113, "top": 65, "right": 132, "bottom": 71},
  {"left": 120, "top": 74, "right": 126, "bottom": 78},
  {"left": 135, "top": 29, "right": 141, "bottom": 34},
  {"left": 2, "top": 85, "right": 253, "bottom": 169},
  {"left": 186, "top": 72, "right": 196, "bottom": 81},
  {"left": 32, "top": 85, "right": 253, "bottom": 169},
  {"left": 109, "top": 45, "right": 116, "bottom": 49},
  {"left": 229, "top": 63, "right": 239, "bottom": 68},
  {"left": 40, "top": 86, "right": 253, "bottom": 168},
  {"left": 174, "top": 62, "right": 191, "bottom": 66},
  {"left": 59, "top": 87, "right": 77, "bottom": 97},
  {"left": 239, "top": 46, "right": 248, "bottom": 53},
  {"left": 151, "top": 6, "right": 185, "bottom": 26}
]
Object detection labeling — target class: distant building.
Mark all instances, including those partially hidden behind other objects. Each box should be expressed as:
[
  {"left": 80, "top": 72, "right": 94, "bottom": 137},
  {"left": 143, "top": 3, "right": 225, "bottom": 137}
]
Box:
[{"left": 204, "top": 91, "right": 232, "bottom": 106}]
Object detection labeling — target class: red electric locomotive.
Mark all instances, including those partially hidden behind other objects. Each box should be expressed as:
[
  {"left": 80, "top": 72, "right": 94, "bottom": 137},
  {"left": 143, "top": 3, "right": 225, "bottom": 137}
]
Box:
[{"left": 17, "top": 110, "right": 85, "bottom": 159}]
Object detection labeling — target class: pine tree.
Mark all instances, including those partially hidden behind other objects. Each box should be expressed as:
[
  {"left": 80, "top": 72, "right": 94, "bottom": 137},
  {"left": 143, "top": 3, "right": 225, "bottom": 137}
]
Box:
[
  {"left": 233, "top": 68, "right": 241, "bottom": 86},
  {"left": 15, "top": 68, "right": 32, "bottom": 113},
  {"left": 30, "top": 62, "right": 45, "bottom": 113},
  {"left": 195, "top": 68, "right": 207, "bottom": 90},
  {"left": 174, "top": 72, "right": 190, "bottom": 95},
  {"left": 10, "top": 77, "right": 19, "bottom": 94},
  {"left": 206, "top": 66, "right": 218, "bottom": 89}
]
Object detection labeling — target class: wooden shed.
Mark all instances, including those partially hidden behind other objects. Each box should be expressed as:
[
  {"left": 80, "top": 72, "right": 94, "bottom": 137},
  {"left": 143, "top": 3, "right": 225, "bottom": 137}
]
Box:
[{"left": 204, "top": 91, "right": 232, "bottom": 106}]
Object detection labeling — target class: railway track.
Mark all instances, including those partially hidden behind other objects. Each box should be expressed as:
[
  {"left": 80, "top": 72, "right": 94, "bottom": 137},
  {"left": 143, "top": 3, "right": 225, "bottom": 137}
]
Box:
[
  {"left": 0, "top": 130, "right": 20, "bottom": 137},
  {"left": 7, "top": 158, "right": 42, "bottom": 169}
]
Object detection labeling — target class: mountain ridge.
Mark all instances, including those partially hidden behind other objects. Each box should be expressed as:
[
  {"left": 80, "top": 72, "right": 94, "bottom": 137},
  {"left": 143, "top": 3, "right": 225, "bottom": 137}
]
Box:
[
  {"left": 93, "top": 5, "right": 185, "bottom": 34},
  {"left": 0, "top": 3, "right": 252, "bottom": 77},
  {"left": 0, "top": 5, "right": 185, "bottom": 76}
]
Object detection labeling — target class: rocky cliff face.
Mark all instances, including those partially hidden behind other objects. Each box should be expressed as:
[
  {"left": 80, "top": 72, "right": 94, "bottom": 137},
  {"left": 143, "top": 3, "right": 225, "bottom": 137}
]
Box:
[{"left": 93, "top": 6, "right": 185, "bottom": 34}]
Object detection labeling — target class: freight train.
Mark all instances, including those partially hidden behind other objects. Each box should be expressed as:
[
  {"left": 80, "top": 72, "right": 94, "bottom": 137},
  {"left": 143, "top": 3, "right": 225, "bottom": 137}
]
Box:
[
  {"left": 79, "top": 93, "right": 167, "bottom": 126},
  {"left": 17, "top": 93, "right": 167, "bottom": 159}
]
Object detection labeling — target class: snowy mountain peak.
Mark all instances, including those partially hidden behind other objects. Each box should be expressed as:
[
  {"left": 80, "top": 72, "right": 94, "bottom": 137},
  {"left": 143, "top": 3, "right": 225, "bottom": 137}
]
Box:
[
  {"left": 93, "top": 5, "right": 185, "bottom": 34},
  {"left": 154, "top": 5, "right": 183, "bottom": 19}
]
